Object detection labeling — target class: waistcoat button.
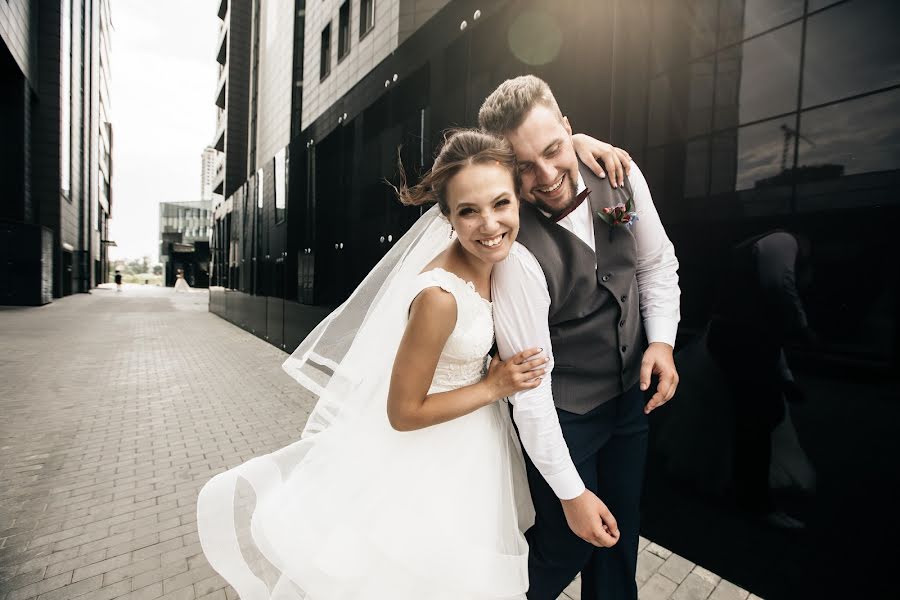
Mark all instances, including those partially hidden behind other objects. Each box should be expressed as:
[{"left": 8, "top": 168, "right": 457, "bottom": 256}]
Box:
[
  {"left": 620, "top": 294, "right": 627, "bottom": 302},
  {"left": 621, "top": 345, "right": 627, "bottom": 353}
]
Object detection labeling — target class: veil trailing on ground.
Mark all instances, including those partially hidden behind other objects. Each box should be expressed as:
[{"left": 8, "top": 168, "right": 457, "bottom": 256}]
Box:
[{"left": 196, "top": 205, "right": 454, "bottom": 600}]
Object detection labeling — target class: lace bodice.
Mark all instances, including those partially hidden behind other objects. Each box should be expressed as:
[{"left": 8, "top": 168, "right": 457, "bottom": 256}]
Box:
[{"left": 410, "top": 268, "right": 494, "bottom": 393}]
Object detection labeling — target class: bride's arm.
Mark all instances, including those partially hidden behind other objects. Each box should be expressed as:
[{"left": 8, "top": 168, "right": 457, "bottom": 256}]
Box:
[
  {"left": 387, "top": 287, "right": 546, "bottom": 432},
  {"left": 571, "top": 133, "right": 632, "bottom": 188}
]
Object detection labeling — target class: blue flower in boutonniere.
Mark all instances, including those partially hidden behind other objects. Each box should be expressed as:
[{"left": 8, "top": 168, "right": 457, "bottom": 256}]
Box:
[{"left": 597, "top": 196, "right": 638, "bottom": 241}]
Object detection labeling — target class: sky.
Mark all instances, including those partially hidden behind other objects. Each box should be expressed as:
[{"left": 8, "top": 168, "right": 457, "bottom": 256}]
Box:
[{"left": 109, "top": 0, "right": 219, "bottom": 263}]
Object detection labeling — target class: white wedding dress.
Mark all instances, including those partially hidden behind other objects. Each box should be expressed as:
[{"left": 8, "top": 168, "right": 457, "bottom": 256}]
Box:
[{"left": 197, "top": 268, "right": 533, "bottom": 600}]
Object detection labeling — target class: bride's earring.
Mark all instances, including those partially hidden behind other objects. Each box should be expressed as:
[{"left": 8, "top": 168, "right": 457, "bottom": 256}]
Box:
[{"left": 449, "top": 227, "right": 454, "bottom": 239}]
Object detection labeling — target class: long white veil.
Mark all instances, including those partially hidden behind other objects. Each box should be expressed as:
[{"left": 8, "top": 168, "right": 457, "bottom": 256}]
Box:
[
  {"left": 282, "top": 204, "right": 452, "bottom": 435},
  {"left": 196, "top": 205, "right": 454, "bottom": 600}
]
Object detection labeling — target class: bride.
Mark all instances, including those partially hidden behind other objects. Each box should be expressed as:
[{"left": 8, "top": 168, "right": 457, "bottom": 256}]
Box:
[
  {"left": 196, "top": 129, "right": 628, "bottom": 599},
  {"left": 198, "top": 130, "right": 545, "bottom": 599}
]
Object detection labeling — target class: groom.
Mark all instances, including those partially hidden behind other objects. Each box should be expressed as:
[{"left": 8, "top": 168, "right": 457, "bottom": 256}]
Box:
[{"left": 481, "top": 76, "right": 681, "bottom": 599}]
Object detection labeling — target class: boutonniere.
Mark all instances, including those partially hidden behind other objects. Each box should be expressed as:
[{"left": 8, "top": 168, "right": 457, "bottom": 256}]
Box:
[{"left": 597, "top": 197, "right": 638, "bottom": 241}]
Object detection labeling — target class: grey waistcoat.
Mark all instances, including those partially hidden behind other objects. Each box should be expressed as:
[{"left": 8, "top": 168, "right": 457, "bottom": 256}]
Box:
[{"left": 514, "top": 161, "right": 644, "bottom": 415}]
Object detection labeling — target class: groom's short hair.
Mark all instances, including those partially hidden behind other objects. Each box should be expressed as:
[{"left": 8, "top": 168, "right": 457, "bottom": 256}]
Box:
[{"left": 478, "top": 75, "right": 563, "bottom": 135}]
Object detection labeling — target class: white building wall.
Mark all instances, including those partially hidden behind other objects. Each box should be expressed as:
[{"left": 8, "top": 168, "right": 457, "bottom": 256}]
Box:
[
  {"left": 302, "top": 0, "right": 401, "bottom": 130},
  {"left": 255, "top": 0, "right": 294, "bottom": 168}
]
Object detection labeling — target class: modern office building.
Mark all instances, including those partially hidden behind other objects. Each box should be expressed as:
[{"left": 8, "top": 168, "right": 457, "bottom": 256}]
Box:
[
  {"left": 208, "top": 1, "right": 899, "bottom": 596},
  {"left": 0, "top": 0, "right": 115, "bottom": 305},
  {"left": 159, "top": 200, "right": 213, "bottom": 288}
]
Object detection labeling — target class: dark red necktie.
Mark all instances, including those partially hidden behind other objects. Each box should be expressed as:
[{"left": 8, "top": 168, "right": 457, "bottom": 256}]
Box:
[{"left": 552, "top": 187, "right": 591, "bottom": 222}]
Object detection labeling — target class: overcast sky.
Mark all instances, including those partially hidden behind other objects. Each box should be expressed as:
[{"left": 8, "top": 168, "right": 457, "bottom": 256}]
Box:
[{"left": 109, "top": 0, "right": 219, "bottom": 263}]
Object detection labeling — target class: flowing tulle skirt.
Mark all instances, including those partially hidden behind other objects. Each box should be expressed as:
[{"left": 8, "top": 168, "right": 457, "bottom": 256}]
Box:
[{"left": 197, "top": 399, "right": 533, "bottom": 600}]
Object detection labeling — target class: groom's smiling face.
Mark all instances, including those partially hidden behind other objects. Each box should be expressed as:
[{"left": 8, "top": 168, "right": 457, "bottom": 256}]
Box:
[{"left": 504, "top": 104, "right": 579, "bottom": 218}]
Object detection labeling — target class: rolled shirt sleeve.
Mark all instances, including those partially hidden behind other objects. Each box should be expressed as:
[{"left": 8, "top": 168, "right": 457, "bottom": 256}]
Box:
[{"left": 492, "top": 243, "right": 586, "bottom": 500}]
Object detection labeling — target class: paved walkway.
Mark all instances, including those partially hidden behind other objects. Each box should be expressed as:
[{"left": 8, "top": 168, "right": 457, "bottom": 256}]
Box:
[{"left": 0, "top": 285, "right": 759, "bottom": 600}]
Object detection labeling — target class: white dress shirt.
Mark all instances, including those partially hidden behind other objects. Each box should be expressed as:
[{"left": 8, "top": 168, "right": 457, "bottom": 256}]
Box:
[{"left": 492, "top": 161, "right": 681, "bottom": 500}]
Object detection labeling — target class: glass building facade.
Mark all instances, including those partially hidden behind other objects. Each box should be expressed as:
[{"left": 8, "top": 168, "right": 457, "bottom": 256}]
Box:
[{"left": 209, "top": 1, "right": 899, "bottom": 596}]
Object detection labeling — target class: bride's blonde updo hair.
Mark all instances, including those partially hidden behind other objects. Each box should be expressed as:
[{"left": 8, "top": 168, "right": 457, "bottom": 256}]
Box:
[{"left": 395, "top": 129, "right": 519, "bottom": 215}]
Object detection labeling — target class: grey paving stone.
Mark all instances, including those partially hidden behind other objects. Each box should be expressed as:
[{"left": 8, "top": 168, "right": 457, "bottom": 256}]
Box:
[
  {"left": 646, "top": 542, "right": 673, "bottom": 560},
  {"left": 131, "top": 540, "right": 183, "bottom": 564},
  {"left": 672, "top": 572, "right": 717, "bottom": 600},
  {"left": 194, "top": 590, "right": 225, "bottom": 600},
  {"left": 73, "top": 579, "right": 133, "bottom": 600},
  {"left": 637, "top": 550, "right": 666, "bottom": 587},
  {"left": 35, "top": 574, "right": 103, "bottom": 600},
  {"left": 640, "top": 573, "right": 679, "bottom": 600},
  {"left": 2, "top": 568, "right": 46, "bottom": 593},
  {"left": 192, "top": 572, "right": 228, "bottom": 598},
  {"left": 130, "top": 561, "right": 189, "bottom": 591},
  {"left": 692, "top": 565, "right": 722, "bottom": 587},
  {"left": 708, "top": 580, "right": 750, "bottom": 600},
  {"left": 71, "top": 553, "right": 133, "bottom": 583},
  {"left": 5, "top": 571, "right": 73, "bottom": 600},
  {"left": 659, "top": 553, "right": 696, "bottom": 585},
  {"left": 98, "top": 556, "right": 162, "bottom": 586}
]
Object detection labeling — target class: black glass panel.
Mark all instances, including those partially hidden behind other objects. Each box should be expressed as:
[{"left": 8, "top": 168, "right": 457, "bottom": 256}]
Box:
[
  {"left": 803, "top": 0, "right": 900, "bottom": 108},
  {"left": 716, "top": 23, "right": 801, "bottom": 128},
  {"left": 735, "top": 116, "right": 798, "bottom": 190},
  {"left": 808, "top": 0, "right": 842, "bottom": 12},
  {"left": 688, "top": 56, "right": 715, "bottom": 136},
  {"left": 798, "top": 88, "right": 900, "bottom": 179},
  {"left": 719, "top": 0, "right": 804, "bottom": 43},
  {"left": 684, "top": 137, "right": 710, "bottom": 198},
  {"left": 688, "top": 0, "right": 718, "bottom": 58},
  {"left": 648, "top": 75, "right": 672, "bottom": 146},
  {"left": 709, "top": 129, "right": 737, "bottom": 194}
]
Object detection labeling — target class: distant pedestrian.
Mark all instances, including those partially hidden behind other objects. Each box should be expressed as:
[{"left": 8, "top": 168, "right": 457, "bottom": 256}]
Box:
[{"left": 114, "top": 269, "right": 122, "bottom": 292}]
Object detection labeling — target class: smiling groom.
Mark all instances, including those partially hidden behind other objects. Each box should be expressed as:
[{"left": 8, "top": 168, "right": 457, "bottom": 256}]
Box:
[{"left": 481, "top": 75, "right": 681, "bottom": 600}]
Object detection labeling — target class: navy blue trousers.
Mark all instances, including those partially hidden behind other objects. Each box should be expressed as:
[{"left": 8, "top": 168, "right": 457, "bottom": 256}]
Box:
[{"left": 520, "top": 384, "right": 649, "bottom": 600}]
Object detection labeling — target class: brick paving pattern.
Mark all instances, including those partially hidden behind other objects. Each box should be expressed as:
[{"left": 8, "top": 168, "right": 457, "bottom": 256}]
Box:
[{"left": 0, "top": 285, "right": 758, "bottom": 600}]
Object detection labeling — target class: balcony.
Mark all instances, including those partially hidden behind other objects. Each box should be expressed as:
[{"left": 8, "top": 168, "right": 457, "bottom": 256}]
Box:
[
  {"left": 214, "top": 107, "right": 226, "bottom": 151},
  {"left": 216, "top": 25, "right": 227, "bottom": 65},
  {"left": 215, "top": 63, "right": 226, "bottom": 109}
]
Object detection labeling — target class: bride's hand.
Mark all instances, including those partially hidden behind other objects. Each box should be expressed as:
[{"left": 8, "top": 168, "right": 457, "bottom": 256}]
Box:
[
  {"left": 571, "top": 133, "right": 632, "bottom": 188},
  {"left": 484, "top": 348, "right": 547, "bottom": 400}
]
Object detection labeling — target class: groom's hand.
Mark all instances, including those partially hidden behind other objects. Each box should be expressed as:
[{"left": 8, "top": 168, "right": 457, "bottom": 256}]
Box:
[
  {"left": 641, "top": 342, "right": 679, "bottom": 414},
  {"left": 560, "top": 490, "right": 620, "bottom": 547}
]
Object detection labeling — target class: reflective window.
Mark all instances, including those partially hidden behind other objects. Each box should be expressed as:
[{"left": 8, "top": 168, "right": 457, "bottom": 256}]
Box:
[
  {"left": 719, "top": 0, "right": 804, "bottom": 44},
  {"left": 803, "top": 0, "right": 900, "bottom": 108},
  {"left": 338, "top": 1, "right": 351, "bottom": 61},
  {"left": 688, "top": 57, "right": 715, "bottom": 136},
  {"left": 808, "top": 0, "right": 842, "bottom": 11},
  {"left": 61, "top": 0, "right": 71, "bottom": 198},
  {"left": 710, "top": 130, "right": 737, "bottom": 194},
  {"left": 650, "top": 2, "right": 676, "bottom": 74},
  {"left": 360, "top": 0, "right": 375, "bottom": 39},
  {"left": 799, "top": 88, "right": 900, "bottom": 177},
  {"left": 715, "top": 23, "right": 801, "bottom": 128},
  {"left": 257, "top": 168, "right": 264, "bottom": 209},
  {"left": 275, "top": 148, "right": 286, "bottom": 223},
  {"left": 684, "top": 138, "right": 710, "bottom": 197},
  {"left": 735, "top": 117, "right": 797, "bottom": 190},
  {"left": 688, "top": 0, "right": 718, "bottom": 58},
  {"left": 648, "top": 75, "right": 672, "bottom": 146},
  {"left": 320, "top": 23, "right": 331, "bottom": 80}
]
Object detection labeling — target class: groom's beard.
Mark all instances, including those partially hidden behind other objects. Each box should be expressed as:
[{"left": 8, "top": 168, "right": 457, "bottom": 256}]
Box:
[{"left": 530, "top": 175, "right": 579, "bottom": 219}]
